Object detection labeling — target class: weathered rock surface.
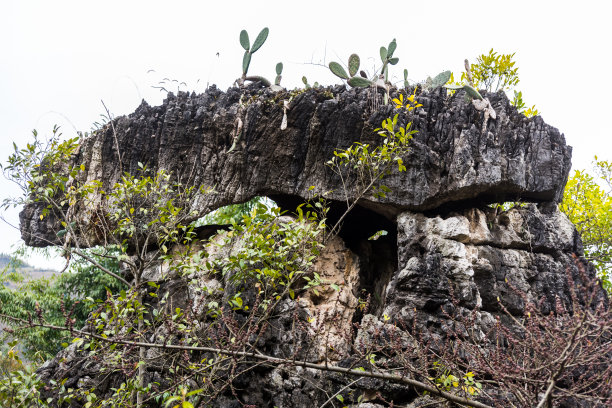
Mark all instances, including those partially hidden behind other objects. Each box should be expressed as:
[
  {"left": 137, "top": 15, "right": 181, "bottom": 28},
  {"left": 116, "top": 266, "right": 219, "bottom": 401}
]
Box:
[
  {"left": 36, "top": 204, "right": 601, "bottom": 407},
  {"left": 27, "top": 84, "right": 607, "bottom": 407},
  {"left": 386, "top": 204, "right": 587, "bottom": 336},
  {"left": 20, "top": 85, "right": 571, "bottom": 246}
]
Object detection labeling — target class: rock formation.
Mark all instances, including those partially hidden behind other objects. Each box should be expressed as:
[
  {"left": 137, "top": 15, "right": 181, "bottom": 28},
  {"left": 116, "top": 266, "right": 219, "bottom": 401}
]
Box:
[
  {"left": 20, "top": 84, "right": 571, "bottom": 246},
  {"left": 24, "top": 84, "right": 607, "bottom": 407}
]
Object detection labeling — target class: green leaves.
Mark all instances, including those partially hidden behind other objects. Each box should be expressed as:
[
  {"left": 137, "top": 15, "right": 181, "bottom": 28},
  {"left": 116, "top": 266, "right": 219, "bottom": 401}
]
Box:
[
  {"left": 347, "top": 76, "right": 372, "bottom": 88},
  {"left": 239, "top": 30, "right": 250, "bottom": 51},
  {"left": 164, "top": 386, "right": 203, "bottom": 408},
  {"left": 329, "top": 61, "right": 349, "bottom": 80},
  {"left": 560, "top": 157, "right": 612, "bottom": 293},
  {"left": 214, "top": 202, "right": 325, "bottom": 306},
  {"left": 470, "top": 48, "right": 519, "bottom": 92},
  {"left": 238, "top": 27, "right": 269, "bottom": 78},
  {"left": 348, "top": 53, "right": 360, "bottom": 77},
  {"left": 2, "top": 125, "right": 81, "bottom": 212},
  {"left": 328, "top": 113, "right": 415, "bottom": 204},
  {"left": 107, "top": 168, "right": 198, "bottom": 248},
  {"left": 250, "top": 27, "right": 269, "bottom": 53},
  {"left": 511, "top": 90, "right": 540, "bottom": 118}
]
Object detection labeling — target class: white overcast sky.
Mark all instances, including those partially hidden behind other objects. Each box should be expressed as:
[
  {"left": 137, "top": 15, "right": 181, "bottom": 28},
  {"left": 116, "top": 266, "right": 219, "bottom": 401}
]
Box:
[{"left": 0, "top": 1, "right": 610, "bottom": 268}]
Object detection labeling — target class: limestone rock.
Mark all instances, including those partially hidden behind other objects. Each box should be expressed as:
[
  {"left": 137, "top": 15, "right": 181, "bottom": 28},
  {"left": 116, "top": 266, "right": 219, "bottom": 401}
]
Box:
[
  {"left": 386, "top": 204, "right": 587, "bottom": 335},
  {"left": 26, "top": 85, "right": 605, "bottom": 408},
  {"left": 20, "top": 85, "right": 571, "bottom": 247}
]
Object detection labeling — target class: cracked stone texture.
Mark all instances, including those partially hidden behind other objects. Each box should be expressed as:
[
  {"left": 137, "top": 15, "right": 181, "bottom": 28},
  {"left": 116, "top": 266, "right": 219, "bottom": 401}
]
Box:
[
  {"left": 27, "top": 84, "right": 602, "bottom": 407},
  {"left": 36, "top": 204, "right": 604, "bottom": 407},
  {"left": 20, "top": 84, "right": 571, "bottom": 246},
  {"left": 385, "top": 203, "right": 590, "bottom": 338}
]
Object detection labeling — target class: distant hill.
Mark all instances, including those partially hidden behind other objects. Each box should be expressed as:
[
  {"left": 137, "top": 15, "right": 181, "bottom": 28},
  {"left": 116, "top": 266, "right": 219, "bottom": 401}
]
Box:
[{"left": 1, "top": 253, "right": 57, "bottom": 287}]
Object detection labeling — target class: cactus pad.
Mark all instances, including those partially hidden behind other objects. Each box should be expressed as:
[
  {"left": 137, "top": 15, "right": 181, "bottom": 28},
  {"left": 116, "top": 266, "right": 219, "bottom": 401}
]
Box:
[
  {"left": 348, "top": 54, "right": 360, "bottom": 77},
  {"left": 347, "top": 76, "right": 372, "bottom": 88},
  {"left": 247, "top": 76, "right": 271, "bottom": 87},
  {"left": 379, "top": 46, "right": 388, "bottom": 62},
  {"left": 329, "top": 62, "right": 349, "bottom": 80},
  {"left": 464, "top": 85, "right": 483, "bottom": 100},
  {"left": 239, "top": 30, "right": 250, "bottom": 51},
  {"left": 242, "top": 51, "right": 252, "bottom": 75},
  {"left": 250, "top": 27, "right": 269, "bottom": 53},
  {"left": 387, "top": 39, "right": 397, "bottom": 58},
  {"left": 431, "top": 70, "right": 451, "bottom": 89},
  {"left": 276, "top": 62, "right": 283, "bottom": 76}
]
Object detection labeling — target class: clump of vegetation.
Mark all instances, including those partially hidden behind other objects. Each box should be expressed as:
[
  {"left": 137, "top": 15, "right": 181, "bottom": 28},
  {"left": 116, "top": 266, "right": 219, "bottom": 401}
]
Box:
[
  {"left": 328, "top": 39, "right": 451, "bottom": 105},
  {"left": 560, "top": 156, "right": 612, "bottom": 292},
  {"left": 236, "top": 27, "right": 283, "bottom": 90}
]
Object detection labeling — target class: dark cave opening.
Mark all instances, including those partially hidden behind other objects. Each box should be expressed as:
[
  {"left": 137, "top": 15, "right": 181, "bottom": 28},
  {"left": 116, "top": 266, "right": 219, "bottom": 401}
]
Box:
[
  {"left": 271, "top": 194, "right": 398, "bottom": 318},
  {"left": 194, "top": 193, "right": 400, "bottom": 318}
]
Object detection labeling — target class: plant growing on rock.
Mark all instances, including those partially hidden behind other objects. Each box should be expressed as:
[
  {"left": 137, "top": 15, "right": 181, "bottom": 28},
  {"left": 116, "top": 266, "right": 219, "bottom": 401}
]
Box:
[
  {"left": 0, "top": 341, "right": 50, "bottom": 407},
  {"left": 451, "top": 49, "right": 539, "bottom": 118},
  {"left": 329, "top": 53, "right": 373, "bottom": 88},
  {"left": 441, "top": 262, "right": 612, "bottom": 407},
  {"left": 236, "top": 27, "right": 283, "bottom": 90},
  {"left": 511, "top": 90, "right": 540, "bottom": 118},
  {"left": 301, "top": 75, "right": 319, "bottom": 89},
  {"left": 561, "top": 156, "right": 612, "bottom": 293},
  {"left": 325, "top": 113, "right": 415, "bottom": 239},
  {"left": 422, "top": 70, "right": 452, "bottom": 92},
  {"left": 470, "top": 48, "right": 519, "bottom": 93},
  {"left": 328, "top": 39, "right": 402, "bottom": 104},
  {"left": 445, "top": 59, "right": 497, "bottom": 132}
]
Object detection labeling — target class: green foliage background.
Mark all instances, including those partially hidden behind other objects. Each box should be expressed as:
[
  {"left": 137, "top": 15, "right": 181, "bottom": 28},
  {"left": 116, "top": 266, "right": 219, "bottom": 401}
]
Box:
[
  {"left": 0, "top": 249, "right": 126, "bottom": 359},
  {"left": 559, "top": 157, "right": 612, "bottom": 292}
]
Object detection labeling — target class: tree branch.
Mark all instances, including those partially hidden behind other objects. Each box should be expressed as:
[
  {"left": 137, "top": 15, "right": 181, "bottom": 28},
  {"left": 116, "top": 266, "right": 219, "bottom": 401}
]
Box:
[{"left": 1, "top": 315, "right": 493, "bottom": 408}]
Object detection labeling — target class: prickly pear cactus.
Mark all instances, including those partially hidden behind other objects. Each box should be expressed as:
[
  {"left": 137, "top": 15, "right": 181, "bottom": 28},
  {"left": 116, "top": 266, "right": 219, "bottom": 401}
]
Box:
[
  {"left": 250, "top": 27, "right": 269, "bottom": 53},
  {"left": 430, "top": 70, "right": 451, "bottom": 89},
  {"left": 329, "top": 62, "right": 349, "bottom": 80},
  {"left": 464, "top": 84, "right": 483, "bottom": 100},
  {"left": 327, "top": 39, "right": 397, "bottom": 96},
  {"left": 347, "top": 76, "right": 372, "bottom": 88},
  {"left": 239, "top": 30, "right": 250, "bottom": 51},
  {"left": 242, "top": 52, "right": 251, "bottom": 76},
  {"left": 239, "top": 27, "right": 269, "bottom": 79},
  {"left": 348, "top": 54, "right": 360, "bottom": 77},
  {"left": 275, "top": 62, "right": 283, "bottom": 86}
]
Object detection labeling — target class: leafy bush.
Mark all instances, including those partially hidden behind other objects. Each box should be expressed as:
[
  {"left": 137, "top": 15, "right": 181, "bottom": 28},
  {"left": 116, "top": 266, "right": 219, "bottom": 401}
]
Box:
[
  {"left": 560, "top": 157, "right": 612, "bottom": 292},
  {"left": 0, "top": 341, "right": 50, "bottom": 407}
]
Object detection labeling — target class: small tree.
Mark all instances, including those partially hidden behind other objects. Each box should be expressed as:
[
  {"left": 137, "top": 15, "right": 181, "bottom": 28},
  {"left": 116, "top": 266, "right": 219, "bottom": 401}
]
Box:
[
  {"left": 560, "top": 157, "right": 612, "bottom": 292},
  {"left": 449, "top": 49, "right": 539, "bottom": 118}
]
